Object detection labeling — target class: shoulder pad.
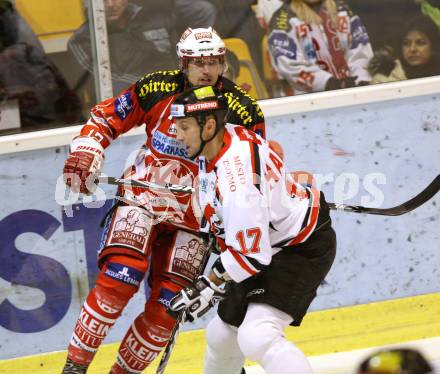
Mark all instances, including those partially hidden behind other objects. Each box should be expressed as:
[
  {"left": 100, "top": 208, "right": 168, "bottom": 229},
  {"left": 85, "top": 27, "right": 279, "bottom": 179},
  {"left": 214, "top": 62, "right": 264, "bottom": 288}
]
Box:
[
  {"left": 219, "top": 77, "right": 264, "bottom": 127},
  {"left": 135, "top": 70, "right": 183, "bottom": 99},
  {"left": 221, "top": 77, "right": 258, "bottom": 104}
]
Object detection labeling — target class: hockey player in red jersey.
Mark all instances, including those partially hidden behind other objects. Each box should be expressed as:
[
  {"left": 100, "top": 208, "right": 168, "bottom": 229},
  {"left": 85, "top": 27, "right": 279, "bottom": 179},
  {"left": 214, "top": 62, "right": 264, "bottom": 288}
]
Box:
[
  {"left": 61, "top": 27, "right": 264, "bottom": 374},
  {"left": 169, "top": 86, "right": 336, "bottom": 374}
]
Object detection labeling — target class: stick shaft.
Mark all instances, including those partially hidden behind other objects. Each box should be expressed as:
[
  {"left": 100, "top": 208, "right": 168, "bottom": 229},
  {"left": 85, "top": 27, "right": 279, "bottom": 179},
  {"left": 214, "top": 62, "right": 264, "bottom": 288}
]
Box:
[
  {"left": 99, "top": 174, "right": 440, "bottom": 216},
  {"left": 155, "top": 238, "right": 213, "bottom": 374},
  {"left": 98, "top": 176, "right": 194, "bottom": 193}
]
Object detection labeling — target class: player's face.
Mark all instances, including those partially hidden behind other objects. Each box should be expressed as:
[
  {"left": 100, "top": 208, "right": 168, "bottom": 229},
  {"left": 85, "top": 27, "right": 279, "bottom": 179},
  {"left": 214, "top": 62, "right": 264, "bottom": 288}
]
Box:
[
  {"left": 186, "top": 57, "right": 224, "bottom": 86},
  {"left": 104, "top": 0, "right": 128, "bottom": 23},
  {"left": 175, "top": 117, "right": 203, "bottom": 158},
  {"left": 402, "top": 30, "right": 432, "bottom": 67}
]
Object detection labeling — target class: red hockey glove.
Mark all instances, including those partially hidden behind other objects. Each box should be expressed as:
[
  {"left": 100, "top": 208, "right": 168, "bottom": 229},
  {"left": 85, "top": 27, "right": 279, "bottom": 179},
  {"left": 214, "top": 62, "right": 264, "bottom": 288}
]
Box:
[{"left": 63, "top": 137, "right": 104, "bottom": 194}]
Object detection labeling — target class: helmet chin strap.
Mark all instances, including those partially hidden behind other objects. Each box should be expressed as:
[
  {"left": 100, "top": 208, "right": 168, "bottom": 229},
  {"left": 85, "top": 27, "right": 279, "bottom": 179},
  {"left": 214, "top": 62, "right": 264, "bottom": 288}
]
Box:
[
  {"left": 189, "top": 116, "right": 219, "bottom": 160},
  {"left": 190, "top": 131, "right": 207, "bottom": 160}
]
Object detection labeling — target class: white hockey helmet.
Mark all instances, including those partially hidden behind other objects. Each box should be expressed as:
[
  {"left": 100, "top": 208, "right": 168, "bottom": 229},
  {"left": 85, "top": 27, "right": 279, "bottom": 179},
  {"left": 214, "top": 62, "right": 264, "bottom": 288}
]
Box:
[{"left": 176, "top": 27, "right": 226, "bottom": 67}]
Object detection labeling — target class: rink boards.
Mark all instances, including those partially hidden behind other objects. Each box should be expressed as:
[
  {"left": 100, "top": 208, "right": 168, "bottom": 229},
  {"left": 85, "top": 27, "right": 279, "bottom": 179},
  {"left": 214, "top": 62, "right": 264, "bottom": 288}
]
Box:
[
  {"left": 1, "top": 292, "right": 439, "bottom": 373},
  {"left": 1, "top": 78, "right": 439, "bottom": 368}
]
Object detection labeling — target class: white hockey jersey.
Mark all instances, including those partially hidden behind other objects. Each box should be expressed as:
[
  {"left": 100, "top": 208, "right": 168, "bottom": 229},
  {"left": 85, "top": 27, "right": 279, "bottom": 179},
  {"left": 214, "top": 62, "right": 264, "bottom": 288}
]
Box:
[
  {"left": 198, "top": 124, "right": 321, "bottom": 283},
  {"left": 268, "top": 1, "right": 373, "bottom": 94}
]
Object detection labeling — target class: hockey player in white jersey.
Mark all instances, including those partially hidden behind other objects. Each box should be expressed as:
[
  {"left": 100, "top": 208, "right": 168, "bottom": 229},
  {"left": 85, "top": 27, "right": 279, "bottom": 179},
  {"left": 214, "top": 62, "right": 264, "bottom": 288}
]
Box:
[{"left": 168, "top": 86, "right": 337, "bottom": 374}]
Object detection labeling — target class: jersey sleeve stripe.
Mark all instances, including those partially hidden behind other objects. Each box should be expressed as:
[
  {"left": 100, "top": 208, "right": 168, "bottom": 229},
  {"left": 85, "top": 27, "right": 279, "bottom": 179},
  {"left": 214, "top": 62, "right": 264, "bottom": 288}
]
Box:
[
  {"left": 226, "top": 247, "right": 259, "bottom": 276},
  {"left": 245, "top": 255, "right": 268, "bottom": 272},
  {"left": 87, "top": 121, "right": 115, "bottom": 144},
  {"left": 299, "top": 188, "right": 312, "bottom": 231},
  {"left": 289, "top": 178, "right": 299, "bottom": 196},
  {"left": 287, "top": 186, "right": 321, "bottom": 245},
  {"left": 249, "top": 141, "right": 262, "bottom": 191},
  {"left": 90, "top": 114, "right": 115, "bottom": 135}
]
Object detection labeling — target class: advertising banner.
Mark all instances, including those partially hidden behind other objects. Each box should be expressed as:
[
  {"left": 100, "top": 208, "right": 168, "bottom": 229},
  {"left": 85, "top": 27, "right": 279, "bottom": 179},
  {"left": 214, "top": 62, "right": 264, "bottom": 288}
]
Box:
[{"left": 1, "top": 93, "right": 439, "bottom": 358}]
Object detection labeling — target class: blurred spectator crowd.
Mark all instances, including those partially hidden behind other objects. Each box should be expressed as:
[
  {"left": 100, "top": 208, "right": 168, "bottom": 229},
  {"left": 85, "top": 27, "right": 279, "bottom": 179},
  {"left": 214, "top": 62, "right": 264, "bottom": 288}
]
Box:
[
  {"left": 261, "top": 0, "right": 440, "bottom": 95},
  {"left": 1, "top": 0, "right": 440, "bottom": 134}
]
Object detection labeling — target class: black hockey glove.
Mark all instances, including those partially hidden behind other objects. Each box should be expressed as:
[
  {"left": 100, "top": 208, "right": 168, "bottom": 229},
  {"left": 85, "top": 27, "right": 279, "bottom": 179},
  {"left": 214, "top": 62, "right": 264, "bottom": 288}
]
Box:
[
  {"left": 325, "top": 76, "right": 357, "bottom": 90},
  {"left": 368, "top": 46, "right": 397, "bottom": 76},
  {"left": 168, "top": 275, "right": 225, "bottom": 322}
]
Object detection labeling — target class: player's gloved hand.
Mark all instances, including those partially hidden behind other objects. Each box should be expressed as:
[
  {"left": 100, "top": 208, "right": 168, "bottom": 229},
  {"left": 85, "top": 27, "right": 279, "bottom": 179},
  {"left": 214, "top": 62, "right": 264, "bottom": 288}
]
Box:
[
  {"left": 168, "top": 275, "right": 225, "bottom": 322},
  {"left": 199, "top": 217, "right": 221, "bottom": 254},
  {"left": 63, "top": 137, "right": 104, "bottom": 195}
]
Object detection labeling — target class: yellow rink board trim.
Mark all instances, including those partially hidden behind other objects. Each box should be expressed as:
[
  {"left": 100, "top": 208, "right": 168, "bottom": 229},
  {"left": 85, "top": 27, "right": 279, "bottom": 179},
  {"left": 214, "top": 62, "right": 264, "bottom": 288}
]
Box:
[{"left": 1, "top": 293, "right": 439, "bottom": 374}]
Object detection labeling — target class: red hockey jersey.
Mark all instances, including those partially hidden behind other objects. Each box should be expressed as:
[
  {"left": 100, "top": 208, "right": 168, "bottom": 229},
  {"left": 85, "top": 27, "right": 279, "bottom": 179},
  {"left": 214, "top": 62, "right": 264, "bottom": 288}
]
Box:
[{"left": 78, "top": 70, "right": 265, "bottom": 231}]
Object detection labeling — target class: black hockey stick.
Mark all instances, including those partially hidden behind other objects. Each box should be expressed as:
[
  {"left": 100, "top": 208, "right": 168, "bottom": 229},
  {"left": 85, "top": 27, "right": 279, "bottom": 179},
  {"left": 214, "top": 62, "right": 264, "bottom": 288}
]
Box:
[
  {"left": 328, "top": 174, "right": 440, "bottom": 216},
  {"left": 155, "top": 230, "right": 214, "bottom": 374},
  {"left": 155, "top": 308, "right": 188, "bottom": 374},
  {"left": 99, "top": 175, "right": 440, "bottom": 216}
]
